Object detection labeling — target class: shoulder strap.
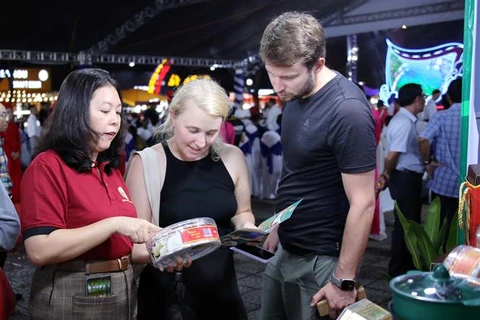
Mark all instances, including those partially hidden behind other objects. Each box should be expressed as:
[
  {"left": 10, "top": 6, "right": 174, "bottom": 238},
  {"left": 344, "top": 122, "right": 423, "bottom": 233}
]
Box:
[{"left": 128, "top": 146, "right": 166, "bottom": 226}]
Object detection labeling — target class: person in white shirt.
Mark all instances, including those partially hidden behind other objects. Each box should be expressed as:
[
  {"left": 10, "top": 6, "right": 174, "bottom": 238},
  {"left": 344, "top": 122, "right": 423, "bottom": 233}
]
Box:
[
  {"left": 26, "top": 105, "right": 41, "bottom": 154},
  {"left": 264, "top": 98, "right": 282, "bottom": 131},
  {"left": 418, "top": 89, "right": 441, "bottom": 122},
  {"left": 376, "top": 83, "right": 426, "bottom": 277}
]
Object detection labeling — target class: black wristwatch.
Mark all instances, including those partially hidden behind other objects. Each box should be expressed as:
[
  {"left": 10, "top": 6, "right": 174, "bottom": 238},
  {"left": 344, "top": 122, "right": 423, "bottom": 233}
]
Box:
[{"left": 330, "top": 273, "right": 355, "bottom": 291}]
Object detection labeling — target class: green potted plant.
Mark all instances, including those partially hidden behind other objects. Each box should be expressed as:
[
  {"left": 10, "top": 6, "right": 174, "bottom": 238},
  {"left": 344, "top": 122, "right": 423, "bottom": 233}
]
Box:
[{"left": 395, "top": 197, "right": 458, "bottom": 271}]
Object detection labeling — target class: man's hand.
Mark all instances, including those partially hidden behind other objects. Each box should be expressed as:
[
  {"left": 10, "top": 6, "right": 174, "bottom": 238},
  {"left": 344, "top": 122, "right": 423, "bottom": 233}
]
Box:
[
  {"left": 375, "top": 173, "right": 389, "bottom": 192},
  {"left": 425, "top": 161, "right": 443, "bottom": 178},
  {"left": 11, "top": 152, "right": 19, "bottom": 160},
  {"left": 263, "top": 227, "right": 279, "bottom": 252},
  {"left": 311, "top": 282, "right": 356, "bottom": 319}
]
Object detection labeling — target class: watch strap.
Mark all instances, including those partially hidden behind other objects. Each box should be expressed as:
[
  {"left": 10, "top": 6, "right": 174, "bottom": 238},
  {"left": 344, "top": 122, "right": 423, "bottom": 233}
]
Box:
[{"left": 330, "top": 273, "right": 355, "bottom": 291}]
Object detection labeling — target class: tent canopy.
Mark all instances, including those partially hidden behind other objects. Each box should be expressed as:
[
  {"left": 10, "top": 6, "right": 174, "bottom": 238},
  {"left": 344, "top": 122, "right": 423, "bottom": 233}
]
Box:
[
  {"left": 0, "top": 0, "right": 463, "bottom": 59},
  {"left": 0, "top": 0, "right": 465, "bottom": 88}
]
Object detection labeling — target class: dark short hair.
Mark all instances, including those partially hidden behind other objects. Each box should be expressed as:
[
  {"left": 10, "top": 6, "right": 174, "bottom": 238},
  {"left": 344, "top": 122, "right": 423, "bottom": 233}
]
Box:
[
  {"left": 35, "top": 68, "right": 126, "bottom": 173},
  {"left": 447, "top": 78, "right": 462, "bottom": 103},
  {"left": 432, "top": 89, "right": 441, "bottom": 95},
  {"left": 441, "top": 93, "right": 451, "bottom": 110},
  {"left": 397, "top": 83, "right": 423, "bottom": 107}
]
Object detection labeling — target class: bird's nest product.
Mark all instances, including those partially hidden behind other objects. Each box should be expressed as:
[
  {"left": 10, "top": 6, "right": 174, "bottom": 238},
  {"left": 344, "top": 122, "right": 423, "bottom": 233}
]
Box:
[
  {"left": 443, "top": 245, "right": 480, "bottom": 278},
  {"left": 145, "top": 217, "right": 221, "bottom": 268}
]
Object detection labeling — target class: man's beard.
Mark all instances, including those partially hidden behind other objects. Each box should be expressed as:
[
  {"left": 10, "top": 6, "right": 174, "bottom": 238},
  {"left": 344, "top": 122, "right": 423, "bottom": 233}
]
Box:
[{"left": 279, "top": 73, "right": 316, "bottom": 102}]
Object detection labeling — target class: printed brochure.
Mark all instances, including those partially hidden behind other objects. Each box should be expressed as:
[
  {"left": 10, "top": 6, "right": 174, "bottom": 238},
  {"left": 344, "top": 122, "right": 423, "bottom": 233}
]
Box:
[{"left": 220, "top": 199, "right": 302, "bottom": 247}]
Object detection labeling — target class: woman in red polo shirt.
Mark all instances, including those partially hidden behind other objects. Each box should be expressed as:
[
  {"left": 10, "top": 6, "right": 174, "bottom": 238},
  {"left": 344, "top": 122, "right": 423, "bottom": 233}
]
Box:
[{"left": 20, "top": 68, "right": 160, "bottom": 320}]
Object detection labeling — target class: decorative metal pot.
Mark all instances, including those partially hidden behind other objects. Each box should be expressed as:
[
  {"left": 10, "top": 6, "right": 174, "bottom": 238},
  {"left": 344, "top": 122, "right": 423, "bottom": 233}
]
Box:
[{"left": 389, "top": 264, "right": 480, "bottom": 320}]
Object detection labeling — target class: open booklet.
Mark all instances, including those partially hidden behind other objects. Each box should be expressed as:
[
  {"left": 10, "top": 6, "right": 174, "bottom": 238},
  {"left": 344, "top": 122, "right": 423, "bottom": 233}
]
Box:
[{"left": 220, "top": 199, "right": 302, "bottom": 248}]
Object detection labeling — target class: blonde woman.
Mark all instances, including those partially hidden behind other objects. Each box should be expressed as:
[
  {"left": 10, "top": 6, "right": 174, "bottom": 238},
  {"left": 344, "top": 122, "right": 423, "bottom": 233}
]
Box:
[{"left": 126, "top": 79, "right": 255, "bottom": 319}]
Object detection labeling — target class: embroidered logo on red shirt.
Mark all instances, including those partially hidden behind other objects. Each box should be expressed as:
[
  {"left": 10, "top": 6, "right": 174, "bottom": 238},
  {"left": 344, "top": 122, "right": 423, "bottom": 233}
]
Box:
[{"left": 118, "top": 187, "right": 133, "bottom": 203}]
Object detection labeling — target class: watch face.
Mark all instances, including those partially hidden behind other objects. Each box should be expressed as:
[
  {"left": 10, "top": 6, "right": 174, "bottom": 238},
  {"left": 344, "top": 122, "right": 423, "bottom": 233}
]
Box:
[{"left": 341, "top": 280, "right": 355, "bottom": 291}]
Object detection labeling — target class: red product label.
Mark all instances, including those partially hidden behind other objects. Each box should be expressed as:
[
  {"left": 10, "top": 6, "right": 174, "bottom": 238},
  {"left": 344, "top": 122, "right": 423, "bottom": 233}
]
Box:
[
  {"left": 180, "top": 226, "right": 219, "bottom": 244},
  {"left": 450, "top": 249, "right": 480, "bottom": 276}
]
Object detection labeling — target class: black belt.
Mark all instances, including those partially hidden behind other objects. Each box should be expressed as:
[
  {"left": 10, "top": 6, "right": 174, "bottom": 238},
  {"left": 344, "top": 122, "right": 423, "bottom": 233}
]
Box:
[{"left": 395, "top": 169, "right": 423, "bottom": 175}]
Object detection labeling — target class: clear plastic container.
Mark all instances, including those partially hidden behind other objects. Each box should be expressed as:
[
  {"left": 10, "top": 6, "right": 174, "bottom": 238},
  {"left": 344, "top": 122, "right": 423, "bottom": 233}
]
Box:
[
  {"left": 443, "top": 245, "right": 480, "bottom": 278},
  {"left": 145, "top": 217, "right": 221, "bottom": 269}
]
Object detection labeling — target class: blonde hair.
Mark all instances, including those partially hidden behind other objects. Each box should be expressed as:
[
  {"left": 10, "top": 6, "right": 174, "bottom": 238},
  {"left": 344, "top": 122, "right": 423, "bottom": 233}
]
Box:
[{"left": 158, "top": 78, "right": 232, "bottom": 160}]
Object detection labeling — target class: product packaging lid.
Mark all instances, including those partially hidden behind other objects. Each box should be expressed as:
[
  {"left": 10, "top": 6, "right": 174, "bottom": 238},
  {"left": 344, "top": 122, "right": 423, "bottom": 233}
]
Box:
[
  {"left": 145, "top": 217, "right": 221, "bottom": 268},
  {"left": 389, "top": 264, "right": 480, "bottom": 305}
]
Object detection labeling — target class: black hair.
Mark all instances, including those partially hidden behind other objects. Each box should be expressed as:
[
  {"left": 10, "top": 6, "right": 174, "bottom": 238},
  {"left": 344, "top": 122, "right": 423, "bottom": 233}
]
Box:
[
  {"left": 432, "top": 89, "right": 441, "bottom": 95},
  {"left": 35, "top": 68, "right": 126, "bottom": 174},
  {"left": 397, "top": 83, "right": 423, "bottom": 107},
  {"left": 441, "top": 93, "right": 451, "bottom": 110},
  {"left": 447, "top": 78, "right": 462, "bottom": 104}
]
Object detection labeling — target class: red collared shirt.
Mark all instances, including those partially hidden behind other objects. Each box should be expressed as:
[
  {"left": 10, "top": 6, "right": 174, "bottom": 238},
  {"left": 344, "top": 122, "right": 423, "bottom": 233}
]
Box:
[{"left": 21, "top": 150, "right": 136, "bottom": 260}]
